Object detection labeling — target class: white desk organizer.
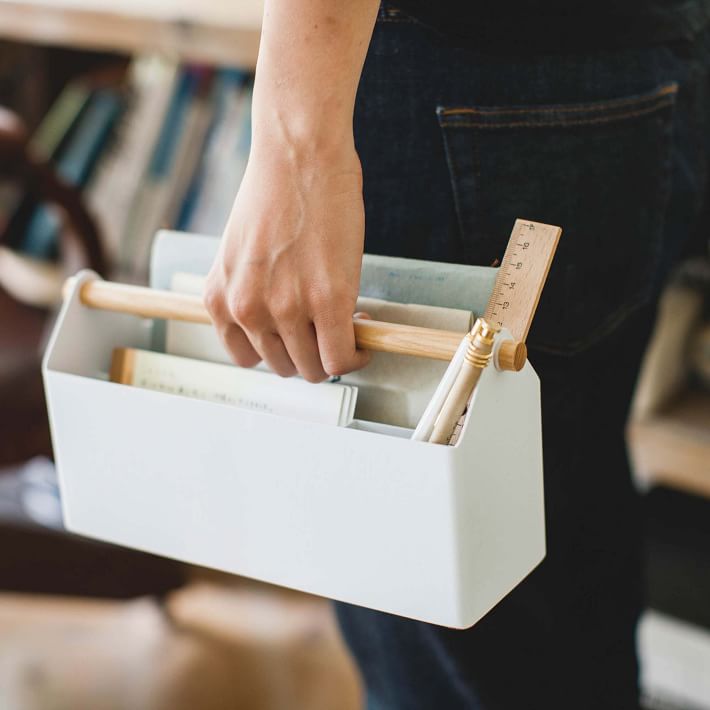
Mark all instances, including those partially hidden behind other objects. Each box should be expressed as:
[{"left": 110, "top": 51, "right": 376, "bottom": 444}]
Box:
[{"left": 43, "top": 261, "right": 545, "bottom": 630}]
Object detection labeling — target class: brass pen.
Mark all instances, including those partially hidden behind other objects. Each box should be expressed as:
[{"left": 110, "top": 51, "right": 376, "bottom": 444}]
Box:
[{"left": 429, "top": 318, "right": 499, "bottom": 445}]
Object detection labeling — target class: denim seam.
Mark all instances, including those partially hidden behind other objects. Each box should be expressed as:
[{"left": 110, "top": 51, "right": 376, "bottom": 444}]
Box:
[
  {"left": 377, "top": 17, "right": 417, "bottom": 23},
  {"left": 438, "top": 100, "right": 676, "bottom": 130},
  {"left": 437, "top": 83, "right": 679, "bottom": 117},
  {"left": 437, "top": 123, "right": 473, "bottom": 259},
  {"left": 378, "top": 6, "right": 417, "bottom": 24},
  {"left": 471, "top": 126, "right": 483, "bottom": 263}
]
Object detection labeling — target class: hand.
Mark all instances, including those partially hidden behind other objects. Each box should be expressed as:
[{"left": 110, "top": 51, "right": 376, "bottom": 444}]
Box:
[{"left": 204, "top": 142, "right": 370, "bottom": 383}]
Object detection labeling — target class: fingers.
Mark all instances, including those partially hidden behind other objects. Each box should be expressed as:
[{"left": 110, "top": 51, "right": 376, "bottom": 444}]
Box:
[
  {"left": 206, "top": 280, "right": 368, "bottom": 380},
  {"left": 314, "top": 307, "right": 371, "bottom": 377},
  {"left": 249, "top": 330, "right": 297, "bottom": 377},
  {"left": 219, "top": 322, "right": 299, "bottom": 377},
  {"left": 279, "top": 321, "right": 328, "bottom": 383},
  {"left": 221, "top": 323, "right": 261, "bottom": 368},
  {"left": 206, "top": 283, "right": 260, "bottom": 369},
  {"left": 206, "top": 286, "right": 296, "bottom": 377}
]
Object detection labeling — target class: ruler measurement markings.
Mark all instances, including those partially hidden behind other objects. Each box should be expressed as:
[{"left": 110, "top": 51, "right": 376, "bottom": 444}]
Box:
[{"left": 483, "top": 219, "right": 562, "bottom": 342}]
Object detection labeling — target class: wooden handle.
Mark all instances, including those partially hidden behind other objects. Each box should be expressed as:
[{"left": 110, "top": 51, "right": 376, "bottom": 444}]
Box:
[
  {"left": 67, "top": 277, "right": 526, "bottom": 369},
  {"left": 497, "top": 339, "right": 527, "bottom": 372}
]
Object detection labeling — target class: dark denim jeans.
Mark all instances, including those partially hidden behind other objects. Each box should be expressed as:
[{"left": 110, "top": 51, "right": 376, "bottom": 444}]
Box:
[{"left": 336, "top": 6, "right": 710, "bottom": 709}]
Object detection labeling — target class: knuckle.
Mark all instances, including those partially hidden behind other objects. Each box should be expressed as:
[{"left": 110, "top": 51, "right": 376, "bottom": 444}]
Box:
[
  {"left": 312, "top": 300, "right": 351, "bottom": 329},
  {"left": 307, "top": 289, "right": 330, "bottom": 313},
  {"left": 270, "top": 297, "right": 300, "bottom": 324},
  {"left": 229, "top": 294, "right": 263, "bottom": 328},
  {"left": 322, "top": 356, "right": 351, "bottom": 378},
  {"left": 309, "top": 284, "right": 351, "bottom": 316},
  {"left": 203, "top": 282, "right": 223, "bottom": 319}
]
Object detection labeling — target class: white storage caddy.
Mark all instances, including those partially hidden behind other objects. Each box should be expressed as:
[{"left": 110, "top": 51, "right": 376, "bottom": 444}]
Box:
[{"left": 43, "top": 243, "right": 545, "bottom": 629}]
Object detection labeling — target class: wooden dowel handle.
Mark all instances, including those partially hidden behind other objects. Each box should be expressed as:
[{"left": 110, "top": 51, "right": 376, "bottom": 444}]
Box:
[
  {"left": 74, "top": 278, "right": 212, "bottom": 324},
  {"left": 497, "top": 339, "right": 527, "bottom": 372},
  {"left": 67, "top": 277, "right": 526, "bottom": 369},
  {"left": 353, "top": 318, "right": 462, "bottom": 361}
]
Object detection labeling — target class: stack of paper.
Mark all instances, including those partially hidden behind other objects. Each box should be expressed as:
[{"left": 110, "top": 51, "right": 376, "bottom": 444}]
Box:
[{"left": 110, "top": 348, "right": 357, "bottom": 427}]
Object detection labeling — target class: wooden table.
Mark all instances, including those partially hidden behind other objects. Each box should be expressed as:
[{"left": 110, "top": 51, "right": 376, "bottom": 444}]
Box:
[{"left": 0, "top": 0, "right": 262, "bottom": 66}]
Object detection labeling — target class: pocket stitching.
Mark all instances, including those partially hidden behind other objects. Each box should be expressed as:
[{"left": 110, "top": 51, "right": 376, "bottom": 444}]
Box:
[
  {"left": 439, "top": 119, "right": 478, "bottom": 259},
  {"left": 378, "top": 6, "right": 417, "bottom": 24},
  {"left": 439, "top": 98, "right": 677, "bottom": 130},
  {"left": 437, "top": 82, "right": 678, "bottom": 119}
]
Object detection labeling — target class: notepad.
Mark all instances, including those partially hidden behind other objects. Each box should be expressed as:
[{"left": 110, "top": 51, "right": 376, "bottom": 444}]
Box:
[{"left": 110, "top": 348, "right": 358, "bottom": 427}]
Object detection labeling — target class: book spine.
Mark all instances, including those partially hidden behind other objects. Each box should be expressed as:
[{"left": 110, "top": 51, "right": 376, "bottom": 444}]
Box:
[
  {"left": 20, "top": 90, "right": 124, "bottom": 260},
  {"left": 176, "top": 68, "right": 247, "bottom": 231},
  {"left": 1, "top": 82, "right": 91, "bottom": 250},
  {"left": 30, "top": 82, "right": 92, "bottom": 160},
  {"left": 87, "top": 56, "right": 180, "bottom": 269}
]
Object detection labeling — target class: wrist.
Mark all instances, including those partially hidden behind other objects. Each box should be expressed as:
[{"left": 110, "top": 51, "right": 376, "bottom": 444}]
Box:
[
  {"left": 251, "top": 64, "right": 357, "bottom": 157},
  {"left": 251, "top": 115, "right": 359, "bottom": 184},
  {"left": 252, "top": 108, "right": 355, "bottom": 165}
]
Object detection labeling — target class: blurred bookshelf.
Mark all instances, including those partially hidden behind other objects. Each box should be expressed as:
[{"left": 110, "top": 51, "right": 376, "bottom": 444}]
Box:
[
  {"left": 0, "top": 2, "right": 261, "bottom": 286},
  {"left": 0, "top": 0, "right": 262, "bottom": 67},
  {"left": 0, "top": 3, "right": 258, "bottom": 287}
]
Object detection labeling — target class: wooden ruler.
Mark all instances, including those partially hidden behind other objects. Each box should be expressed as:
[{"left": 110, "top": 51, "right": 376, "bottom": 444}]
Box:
[{"left": 483, "top": 219, "right": 562, "bottom": 342}]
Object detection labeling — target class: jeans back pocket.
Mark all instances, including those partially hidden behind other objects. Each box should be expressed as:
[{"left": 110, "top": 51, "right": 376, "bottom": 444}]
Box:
[{"left": 437, "top": 83, "right": 677, "bottom": 354}]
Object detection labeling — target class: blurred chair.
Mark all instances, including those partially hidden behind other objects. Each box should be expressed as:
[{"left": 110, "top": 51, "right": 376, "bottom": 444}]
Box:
[{"left": 0, "top": 105, "right": 105, "bottom": 467}]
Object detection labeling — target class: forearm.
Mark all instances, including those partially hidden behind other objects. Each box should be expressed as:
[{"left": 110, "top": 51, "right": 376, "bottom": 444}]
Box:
[
  {"left": 252, "top": 0, "right": 380, "bottom": 157},
  {"left": 205, "top": 0, "right": 378, "bottom": 381}
]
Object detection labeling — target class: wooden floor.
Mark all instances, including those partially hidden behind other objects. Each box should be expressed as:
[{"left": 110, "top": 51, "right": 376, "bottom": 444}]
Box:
[{"left": 0, "top": 579, "right": 362, "bottom": 710}]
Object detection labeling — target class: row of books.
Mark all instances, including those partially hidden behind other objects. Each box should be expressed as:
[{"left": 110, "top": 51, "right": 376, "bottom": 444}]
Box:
[{"left": 1, "top": 55, "right": 253, "bottom": 280}]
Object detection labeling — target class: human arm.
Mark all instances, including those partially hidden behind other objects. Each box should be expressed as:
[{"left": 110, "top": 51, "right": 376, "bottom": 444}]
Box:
[{"left": 204, "top": 0, "right": 380, "bottom": 382}]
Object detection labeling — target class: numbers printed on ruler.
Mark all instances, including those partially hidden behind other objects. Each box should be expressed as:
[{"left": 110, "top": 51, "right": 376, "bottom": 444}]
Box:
[
  {"left": 483, "top": 219, "right": 561, "bottom": 342},
  {"left": 487, "top": 222, "right": 534, "bottom": 328}
]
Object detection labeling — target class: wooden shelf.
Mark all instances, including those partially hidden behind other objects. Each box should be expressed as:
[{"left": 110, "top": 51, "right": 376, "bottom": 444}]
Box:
[
  {"left": 0, "top": 0, "right": 262, "bottom": 67},
  {"left": 628, "top": 390, "right": 710, "bottom": 500}
]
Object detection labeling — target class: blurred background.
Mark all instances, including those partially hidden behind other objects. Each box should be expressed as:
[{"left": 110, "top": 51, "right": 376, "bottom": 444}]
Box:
[{"left": 0, "top": 1, "right": 708, "bottom": 709}]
